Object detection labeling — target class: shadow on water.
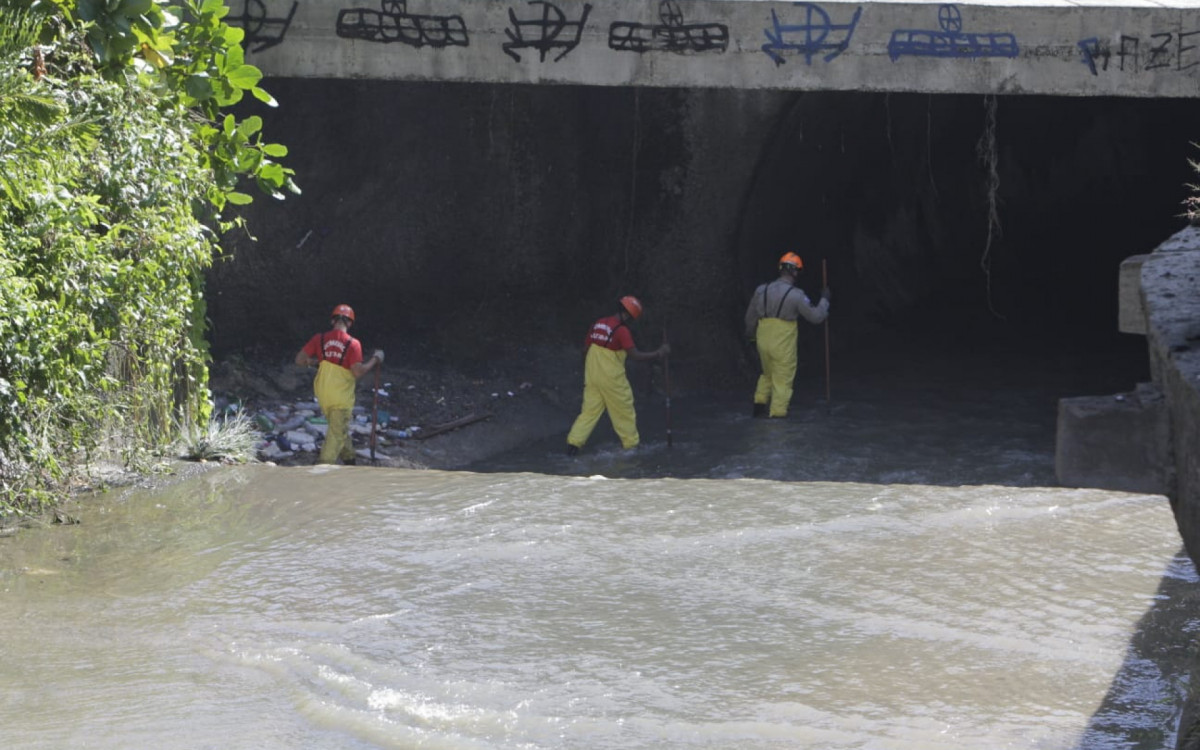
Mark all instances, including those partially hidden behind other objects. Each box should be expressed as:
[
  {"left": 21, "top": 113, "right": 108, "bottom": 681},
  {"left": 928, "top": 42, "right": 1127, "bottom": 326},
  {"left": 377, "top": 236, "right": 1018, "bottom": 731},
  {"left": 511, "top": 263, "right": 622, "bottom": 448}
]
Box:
[
  {"left": 471, "top": 336, "right": 1147, "bottom": 488},
  {"left": 1076, "top": 549, "right": 1199, "bottom": 750}
]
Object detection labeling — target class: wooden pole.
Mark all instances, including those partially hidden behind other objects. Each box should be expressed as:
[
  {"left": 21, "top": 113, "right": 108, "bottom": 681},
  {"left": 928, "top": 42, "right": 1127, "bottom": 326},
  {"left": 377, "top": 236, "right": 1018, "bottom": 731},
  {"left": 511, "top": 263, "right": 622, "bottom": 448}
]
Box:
[
  {"left": 370, "top": 365, "right": 380, "bottom": 463},
  {"left": 822, "top": 259, "right": 831, "bottom": 402}
]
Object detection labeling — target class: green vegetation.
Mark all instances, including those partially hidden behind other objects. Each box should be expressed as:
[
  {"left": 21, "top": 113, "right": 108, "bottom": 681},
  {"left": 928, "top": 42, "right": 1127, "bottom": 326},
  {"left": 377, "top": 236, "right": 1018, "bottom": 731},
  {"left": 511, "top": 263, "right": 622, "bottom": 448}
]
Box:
[
  {"left": 175, "top": 412, "right": 260, "bottom": 462},
  {"left": 0, "top": 0, "right": 294, "bottom": 517}
]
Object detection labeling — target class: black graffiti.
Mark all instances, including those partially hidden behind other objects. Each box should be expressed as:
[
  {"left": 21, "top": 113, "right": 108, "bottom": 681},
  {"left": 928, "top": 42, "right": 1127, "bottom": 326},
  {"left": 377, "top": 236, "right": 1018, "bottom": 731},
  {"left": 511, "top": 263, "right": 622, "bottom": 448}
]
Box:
[
  {"left": 504, "top": 2, "right": 591, "bottom": 62},
  {"left": 887, "top": 4, "right": 1017, "bottom": 61},
  {"left": 227, "top": 0, "right": 298, "bottom": 52},
  {"left": 1078, "top": 30, "right": 1200, "bottom": 75},
  {"left": 761, "top": 2, "right": 861, "bottom": 66},
  {"left": 609, "top": 0, "right": 728, "bottom": 54},
  {"left": 336, "top": 0, "right": 469, "bottom": 48}
]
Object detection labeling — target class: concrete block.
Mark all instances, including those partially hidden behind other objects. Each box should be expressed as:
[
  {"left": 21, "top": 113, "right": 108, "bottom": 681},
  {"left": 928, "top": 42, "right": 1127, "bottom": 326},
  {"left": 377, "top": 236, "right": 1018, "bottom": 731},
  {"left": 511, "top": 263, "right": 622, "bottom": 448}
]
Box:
[
  {"left": 1118, "top": 254, "right": 1151, "bottom": 335},
  {"left": 1056, "top": 383, "right": 1170, "bottom": 494}
]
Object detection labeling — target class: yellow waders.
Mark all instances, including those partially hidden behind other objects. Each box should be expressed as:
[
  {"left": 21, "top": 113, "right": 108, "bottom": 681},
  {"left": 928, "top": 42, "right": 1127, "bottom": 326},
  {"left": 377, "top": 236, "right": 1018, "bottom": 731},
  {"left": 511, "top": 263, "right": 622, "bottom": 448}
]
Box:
[
  {"left": 313, "top": 360, "right": 357, "bottom": 464},
  {"left": 567, "top": 345, "right": 639, "bottom": 450},
  {"left": 754, "top": 317, "right": 799, "bottom": 418}
]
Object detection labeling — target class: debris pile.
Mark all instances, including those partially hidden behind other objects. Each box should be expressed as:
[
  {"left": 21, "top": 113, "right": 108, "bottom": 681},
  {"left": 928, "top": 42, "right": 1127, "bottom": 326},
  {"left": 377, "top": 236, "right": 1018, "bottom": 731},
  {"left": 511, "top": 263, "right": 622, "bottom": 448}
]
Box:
[{"left": 209, "top": 372, "right": 542, "bottom": 466}]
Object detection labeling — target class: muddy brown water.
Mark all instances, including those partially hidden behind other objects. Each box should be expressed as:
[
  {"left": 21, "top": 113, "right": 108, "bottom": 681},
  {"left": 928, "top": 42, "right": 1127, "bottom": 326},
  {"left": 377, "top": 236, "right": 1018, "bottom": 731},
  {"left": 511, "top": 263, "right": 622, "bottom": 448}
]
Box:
[{"left": 1, "top": 344, "right": 1194, "bottom": 749}]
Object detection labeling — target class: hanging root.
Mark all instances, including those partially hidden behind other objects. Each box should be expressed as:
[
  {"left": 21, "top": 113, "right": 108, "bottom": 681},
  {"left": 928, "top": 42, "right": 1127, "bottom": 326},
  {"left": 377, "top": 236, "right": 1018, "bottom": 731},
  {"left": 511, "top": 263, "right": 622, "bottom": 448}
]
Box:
[
  {"left": 624, "top": 89, "right": 640, "bottom": 279},
  {"left": 975, "top": 94, "right": 1005, "bottom": 320}
]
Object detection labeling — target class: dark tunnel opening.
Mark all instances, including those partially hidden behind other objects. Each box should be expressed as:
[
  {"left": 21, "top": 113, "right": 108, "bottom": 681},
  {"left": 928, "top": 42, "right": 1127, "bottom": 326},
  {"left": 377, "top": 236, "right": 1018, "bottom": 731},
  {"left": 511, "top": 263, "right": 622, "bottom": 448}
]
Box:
[
  {"left": 733, "top": 92, "right": 1193, "bottom": 391},
  {"left": 210, "top": 82, "right": 1199, "bottom": 406}
]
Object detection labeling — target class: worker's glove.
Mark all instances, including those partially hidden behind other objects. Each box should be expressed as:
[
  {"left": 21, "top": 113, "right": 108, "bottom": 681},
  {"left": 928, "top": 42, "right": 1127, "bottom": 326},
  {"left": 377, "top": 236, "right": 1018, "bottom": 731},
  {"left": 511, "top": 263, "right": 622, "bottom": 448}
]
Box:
[
  {"left": 372, "top": 349, "right": 385, "bottom": 364},
  {"left": 821, "top": 286, "right": 832, "bottom": 304}
]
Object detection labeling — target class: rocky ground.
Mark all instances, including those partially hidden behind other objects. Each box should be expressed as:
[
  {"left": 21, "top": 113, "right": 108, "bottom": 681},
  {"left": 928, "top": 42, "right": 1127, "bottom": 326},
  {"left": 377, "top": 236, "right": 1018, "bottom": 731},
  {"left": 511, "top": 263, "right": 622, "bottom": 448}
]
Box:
[{"left": 207, "top": 344, "right": 583, "bottom": 470}]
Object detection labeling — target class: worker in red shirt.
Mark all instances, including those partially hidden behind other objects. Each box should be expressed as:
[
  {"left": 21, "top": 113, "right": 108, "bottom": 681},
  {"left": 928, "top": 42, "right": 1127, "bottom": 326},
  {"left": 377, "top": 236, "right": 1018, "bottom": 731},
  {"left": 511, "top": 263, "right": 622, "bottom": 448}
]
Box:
[
  {"left": 566, "top": 296, "right": 670, "bottom": 456},
  {"left": 295, "top": 304, "right": 384, "bottom": 465}
]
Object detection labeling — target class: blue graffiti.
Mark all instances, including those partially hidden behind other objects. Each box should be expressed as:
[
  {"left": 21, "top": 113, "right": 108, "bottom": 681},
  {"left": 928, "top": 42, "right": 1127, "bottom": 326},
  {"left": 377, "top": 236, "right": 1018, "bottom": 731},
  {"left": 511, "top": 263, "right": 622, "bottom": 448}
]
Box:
[
  {"left": 887, "top": 4, "right": 1017, "bottom": 61},
  {"left": 761, "top": 3, "right": 862, "bottom": 66},
  {"left": 1078, "top": 37, "right": 1104, "bottom": 75}
]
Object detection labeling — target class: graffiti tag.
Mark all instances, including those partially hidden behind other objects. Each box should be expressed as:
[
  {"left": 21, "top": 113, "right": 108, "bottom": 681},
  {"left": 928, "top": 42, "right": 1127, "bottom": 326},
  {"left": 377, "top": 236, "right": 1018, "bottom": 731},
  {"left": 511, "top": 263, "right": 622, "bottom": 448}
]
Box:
[
  {"left": 1078, "top": 31, "right": 1200, "bottom": 75},
  {"left": 227, "top": 0, "right": 298, "bottom": 52},
  {"left": 336, "top": 0, "right": 469, "bottom": 48},
  {"left": 761, "top": 3, "right": 861, "bottom": 66},
  {"left": 887, "top": 4, "right": 1017, "bottom": 61},
  {"left": 504, "top": 2, "right": 591, "bottom": 62},
  {"left": 610, "top": 0, "right": 729, "bottom": 54}
]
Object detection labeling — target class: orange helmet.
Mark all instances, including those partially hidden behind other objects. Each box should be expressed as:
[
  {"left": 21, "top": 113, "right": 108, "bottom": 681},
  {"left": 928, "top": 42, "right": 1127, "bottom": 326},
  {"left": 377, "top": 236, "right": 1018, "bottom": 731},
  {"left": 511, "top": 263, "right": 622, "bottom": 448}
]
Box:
[
  {"left": 331, "top": 304, "right": 355, "bottom": 323},
  {"left": 619, "top": 295, "right": 643, "bottom": 320},
  {"left": 779, "top": 252, "right": 803, "bottom": 271}
]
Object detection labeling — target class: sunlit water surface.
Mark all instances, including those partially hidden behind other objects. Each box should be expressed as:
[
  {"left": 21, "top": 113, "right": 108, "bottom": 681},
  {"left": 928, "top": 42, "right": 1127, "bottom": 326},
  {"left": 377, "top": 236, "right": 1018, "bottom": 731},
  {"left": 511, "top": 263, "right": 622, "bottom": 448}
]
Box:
[{"left": 1, "top": 353, "right": 1196, "bottom": 749}]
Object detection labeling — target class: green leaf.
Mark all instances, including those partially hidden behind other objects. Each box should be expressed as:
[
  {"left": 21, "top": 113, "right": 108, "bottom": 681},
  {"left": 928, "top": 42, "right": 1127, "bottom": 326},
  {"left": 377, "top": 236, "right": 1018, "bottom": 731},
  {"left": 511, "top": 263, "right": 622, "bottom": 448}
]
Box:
[
  {"left": 250, "top": 86, "right": 277, "bottom": 107},
  {"left": 236, "top": 115, "right": 262, "bottom": 138},
  {"left": 185, "top": 74, "right": 213, "bottom": 101},
  {"left": 224, "top": 42, "right": 244, "bottom": 70},
  {"left": 225, "top": 64, "right": 262, "bottom": 90},
  {"left": 258, "top": 162, "right": 284, "bottom": 184},
  {"left": 119, "top": 0, "right": 153, "bottom": 16},
  {"left": 225, "top": 191, "right": 253, "bottom": 205},
  {"left": 262, "top": 143, "right": 287, "bottom": 157},
  {"left": 215, "top": 86, "right": 243, "bottom": 107}
]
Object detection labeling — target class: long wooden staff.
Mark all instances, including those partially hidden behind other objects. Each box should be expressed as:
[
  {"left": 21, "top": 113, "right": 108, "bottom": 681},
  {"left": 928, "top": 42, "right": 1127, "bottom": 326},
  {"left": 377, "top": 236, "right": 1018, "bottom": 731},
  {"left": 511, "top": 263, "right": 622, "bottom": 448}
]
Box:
[
  {"left": 663, "top": 323, "right": 673, "bottom": 448},
  {"left": 370, "top": 364, "right": 381, "bottom": 463},
  {"left": 822, "top": 259, "right": 831, "bottom": 402}
]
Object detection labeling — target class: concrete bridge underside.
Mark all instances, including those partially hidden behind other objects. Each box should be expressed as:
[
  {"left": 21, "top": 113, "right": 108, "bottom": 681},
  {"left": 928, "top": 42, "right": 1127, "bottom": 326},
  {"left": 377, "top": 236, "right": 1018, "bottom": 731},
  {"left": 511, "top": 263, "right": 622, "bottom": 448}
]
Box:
[{"left": 234, "top": 0, "right": 1200, "bottom": 97}]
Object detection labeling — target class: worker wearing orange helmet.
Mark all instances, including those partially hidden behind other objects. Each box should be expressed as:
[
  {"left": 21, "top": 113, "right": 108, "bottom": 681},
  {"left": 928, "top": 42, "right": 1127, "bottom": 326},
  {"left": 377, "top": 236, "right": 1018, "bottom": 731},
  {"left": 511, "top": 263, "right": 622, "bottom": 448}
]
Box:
[
  {"left": 744, "top": 253, "right": 830, "bottom": 418},
  {"left": 295, "top": 304, "right": 384, "bottom": 465},
  {"left": 566, "top": 295, "right": 670, "bottom": 455}
]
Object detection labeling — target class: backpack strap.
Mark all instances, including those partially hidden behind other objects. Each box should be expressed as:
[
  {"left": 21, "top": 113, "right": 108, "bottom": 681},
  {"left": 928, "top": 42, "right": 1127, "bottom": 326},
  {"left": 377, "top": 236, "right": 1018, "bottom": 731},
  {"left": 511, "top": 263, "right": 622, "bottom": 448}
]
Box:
[{"left": 762, "top": 283, "right": 795, "bottom": 319}]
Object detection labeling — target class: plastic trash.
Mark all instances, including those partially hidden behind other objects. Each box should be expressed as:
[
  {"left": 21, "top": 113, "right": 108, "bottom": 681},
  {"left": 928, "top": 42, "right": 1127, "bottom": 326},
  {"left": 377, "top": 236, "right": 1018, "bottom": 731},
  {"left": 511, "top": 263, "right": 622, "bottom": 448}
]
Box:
[
  {"left": 285, "top": 430, "right": 311, "bottom": 447},
  {"left": 278, "top": 415, "right": 307, "bottom": 432}
]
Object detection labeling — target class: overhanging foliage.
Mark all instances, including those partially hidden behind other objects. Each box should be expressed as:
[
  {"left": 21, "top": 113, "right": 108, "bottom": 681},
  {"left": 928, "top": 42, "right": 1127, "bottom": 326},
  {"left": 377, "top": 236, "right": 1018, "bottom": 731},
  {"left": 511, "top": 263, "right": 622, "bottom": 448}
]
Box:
[{"left": 0, "top": 0, "right": 293, "bottom": 515}]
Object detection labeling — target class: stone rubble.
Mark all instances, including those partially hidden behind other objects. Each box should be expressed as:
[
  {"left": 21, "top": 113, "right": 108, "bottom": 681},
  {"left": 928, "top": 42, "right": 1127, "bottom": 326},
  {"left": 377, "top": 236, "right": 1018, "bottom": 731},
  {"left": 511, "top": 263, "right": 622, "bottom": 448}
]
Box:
[{"left": 213, "top": 379, "right": 543, "bottom": 466}]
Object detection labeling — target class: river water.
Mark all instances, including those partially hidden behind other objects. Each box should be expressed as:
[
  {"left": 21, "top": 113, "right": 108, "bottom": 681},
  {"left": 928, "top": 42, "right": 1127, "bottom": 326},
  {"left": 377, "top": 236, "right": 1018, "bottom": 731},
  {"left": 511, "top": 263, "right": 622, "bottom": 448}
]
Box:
[{"left": 1, "top": 345, "right": 1196, "bottom": 749}]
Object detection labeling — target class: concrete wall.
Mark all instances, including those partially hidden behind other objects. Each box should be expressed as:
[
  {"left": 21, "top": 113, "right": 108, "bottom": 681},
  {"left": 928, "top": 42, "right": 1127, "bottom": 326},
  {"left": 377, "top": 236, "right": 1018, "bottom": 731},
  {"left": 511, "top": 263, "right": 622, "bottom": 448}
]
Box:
[
  {"left": 1122, "top": 227, "right": 1200, "bottom": 748},
  {"left": 236, "top": 0, "right": 1200, "bottom": 97},
  {"left": 1137, "top": 228, "right": 1200, "bottom": 549}
]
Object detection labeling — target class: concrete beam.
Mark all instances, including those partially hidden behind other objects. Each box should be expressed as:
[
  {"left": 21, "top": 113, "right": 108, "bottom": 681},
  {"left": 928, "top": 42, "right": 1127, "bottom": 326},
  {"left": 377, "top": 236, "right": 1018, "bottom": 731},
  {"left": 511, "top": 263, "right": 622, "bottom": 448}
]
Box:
[{"left": 236, "top": 0, "right": 1200, "bottom": 97}]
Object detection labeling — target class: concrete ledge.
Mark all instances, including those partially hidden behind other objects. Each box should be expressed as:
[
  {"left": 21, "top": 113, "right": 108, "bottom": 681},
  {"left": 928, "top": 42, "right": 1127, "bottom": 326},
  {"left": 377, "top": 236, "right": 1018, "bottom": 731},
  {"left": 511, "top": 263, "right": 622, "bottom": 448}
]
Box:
[{"left": 1055, "top": 383, "right": 1170, "bottom": 494}]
